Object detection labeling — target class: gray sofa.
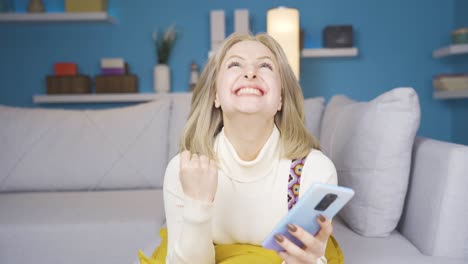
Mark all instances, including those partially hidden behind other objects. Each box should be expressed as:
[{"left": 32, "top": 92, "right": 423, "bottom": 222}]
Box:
[{"left": 0, "top": 90, "right": 467, "bottom": 264}]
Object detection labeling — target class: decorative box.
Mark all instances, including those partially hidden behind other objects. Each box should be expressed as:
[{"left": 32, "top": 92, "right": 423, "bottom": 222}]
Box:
[
  {"left": 323, "top": 25, "right": 353, "bottom": 48},
  {"left": 46, "top": 75, "right": 91, "bottom": 94},
  {"left": 54, "top": 63, "right": 77, "bottom": 76},
  {"left": 65, "top": 0, "right": 107, "bottom": 12},
  {"left": 95, "top": 75, "right": 138, "bottom": 93}
]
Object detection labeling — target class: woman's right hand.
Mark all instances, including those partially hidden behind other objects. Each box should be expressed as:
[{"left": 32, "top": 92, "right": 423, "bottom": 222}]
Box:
[{"left": 179, "top": 150, "right": 218, "bottom": 203}]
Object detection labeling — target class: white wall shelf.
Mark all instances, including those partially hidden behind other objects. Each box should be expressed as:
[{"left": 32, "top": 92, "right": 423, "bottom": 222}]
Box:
[
  {"left": 433, "top": 44, "right": 468, "bottom": 58},
  {"left": 432, "top": 44, "right": 468, "bottom": 100},
  {"left": 0, "top": 12, "right": 114, "bottom": 23},
  {"left": 301, "top": 47, "right": 358, "bottom": 58},
  {"left": 433, "top": 89, "right": 468, "bottom": 99},
  {"left": 33, "top": 92, "right": 190, "bottom": 104}
]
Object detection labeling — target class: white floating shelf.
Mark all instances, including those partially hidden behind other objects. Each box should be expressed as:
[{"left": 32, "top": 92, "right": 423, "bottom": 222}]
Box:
[
  {"left": 33, "top": 92, "right": 190, "bottom": 104},
  {"left": 433, "top": 89, "right": 468, "bottom": 99},
  {"left": 301, "top": 47, "right": 358, "bottom": 58},
  {"left": 433, "top": 44, "right": 468, "bottom": 58},
  {"left": 0, "top": 12, "right": 114, "bottom": 23}
]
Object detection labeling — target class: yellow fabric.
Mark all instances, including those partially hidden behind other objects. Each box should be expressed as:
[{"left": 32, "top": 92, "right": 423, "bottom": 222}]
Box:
[
  {"left": 138, "top": 228, "right": 344, "bottom": 264},
  {"left": 138, "top": 228, "right": 169, "bottom": 264},
  {"left": 324, "top": 235, "right": 344, "bottom": 264}
]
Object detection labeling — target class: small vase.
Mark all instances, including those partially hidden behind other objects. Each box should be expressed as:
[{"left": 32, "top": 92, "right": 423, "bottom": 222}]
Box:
[
  {"left": 154, "top": 64, "right": 170, "bottom": 93},
  {"left": 28, "top": 0, "right": 45, "bottom": 13}
]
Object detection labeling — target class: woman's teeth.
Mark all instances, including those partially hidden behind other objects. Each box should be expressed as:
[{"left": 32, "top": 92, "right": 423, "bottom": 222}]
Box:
[{"left": 237, "top": 87, "right": 262, "bottom": 96}]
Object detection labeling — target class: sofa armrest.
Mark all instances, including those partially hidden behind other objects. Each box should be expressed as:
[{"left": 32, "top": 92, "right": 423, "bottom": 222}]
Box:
[{"left": 399, "top": 137, "right": 468, "bottom": 259}]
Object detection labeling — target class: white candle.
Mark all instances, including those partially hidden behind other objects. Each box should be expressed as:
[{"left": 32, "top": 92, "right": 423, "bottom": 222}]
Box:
[{"left": 267, "top": 7, "right": 300, "bottom": 80}]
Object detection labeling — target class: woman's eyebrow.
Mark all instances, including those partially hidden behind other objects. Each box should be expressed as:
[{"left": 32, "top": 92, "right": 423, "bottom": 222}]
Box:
[
  {"left": 257, "top": 56, "right": 273, "bottom": 61},
  {"left": 226, "top": 55, "right": 244, "bottom": 61}
]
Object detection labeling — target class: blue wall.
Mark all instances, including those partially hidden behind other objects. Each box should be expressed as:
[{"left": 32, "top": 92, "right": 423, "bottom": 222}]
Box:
[
  {"left": 451, "top": 0, "right": 468, "bottom": 145},
  {"left": 0, "top": 0, "right": 460, "bottom": 143}
]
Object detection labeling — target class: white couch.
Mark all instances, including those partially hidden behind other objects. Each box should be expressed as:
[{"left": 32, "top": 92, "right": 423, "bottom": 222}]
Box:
[{"left": 0, "top": 90, "right": 467, "bottom": 264}]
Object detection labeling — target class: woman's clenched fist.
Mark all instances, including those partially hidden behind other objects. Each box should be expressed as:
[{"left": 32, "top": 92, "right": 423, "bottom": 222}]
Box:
[{"left": 179, "top": 151, "right": 218, "bottom": 203}]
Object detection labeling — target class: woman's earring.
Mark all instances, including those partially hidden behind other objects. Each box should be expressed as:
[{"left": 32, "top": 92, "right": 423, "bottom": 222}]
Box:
[{"left": 214, "top": 99, "right": 220, "bottom": 108}]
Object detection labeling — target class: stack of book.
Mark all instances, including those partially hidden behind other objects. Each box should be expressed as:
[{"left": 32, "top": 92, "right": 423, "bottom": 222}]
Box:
[
  {"left": 101, "top": 58, "right": 127, "bottom": 75},
  {"left": 46, "top": 63, "right": 91, "bottom": 94},
  {"left": 65, "top": 0, "right": 107, "bottom": 12},
  {"left": 433, "top": 73, "right": 468, "bottom": 91},
  {"left": 95, "top": 58, "right": 138, "bottom": 93}
]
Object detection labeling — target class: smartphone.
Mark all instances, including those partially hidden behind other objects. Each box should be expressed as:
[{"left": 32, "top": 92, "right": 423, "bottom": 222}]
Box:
[{"left": 262, "top": 183, "right": 355, "bottom": 252}]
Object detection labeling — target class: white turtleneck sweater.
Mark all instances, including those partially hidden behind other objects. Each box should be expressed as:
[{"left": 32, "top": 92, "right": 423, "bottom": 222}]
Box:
[{"left": 163, "top": 126, "right": 338, "bottom": 264}]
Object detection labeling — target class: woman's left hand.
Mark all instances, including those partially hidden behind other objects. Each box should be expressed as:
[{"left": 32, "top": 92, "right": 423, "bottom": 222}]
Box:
[{"left": 274, "top": 215, "right": 332, "bottom": 264}]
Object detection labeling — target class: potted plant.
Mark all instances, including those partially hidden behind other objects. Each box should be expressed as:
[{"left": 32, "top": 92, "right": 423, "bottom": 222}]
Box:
[{"left": 152, "top": 25, "right": 177, "bottom": 93}]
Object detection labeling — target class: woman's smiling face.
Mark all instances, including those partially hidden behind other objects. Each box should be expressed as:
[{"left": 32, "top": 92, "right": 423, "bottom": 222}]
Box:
[{"left": 215, "top": 40, "right": 282, "bottom": 117}]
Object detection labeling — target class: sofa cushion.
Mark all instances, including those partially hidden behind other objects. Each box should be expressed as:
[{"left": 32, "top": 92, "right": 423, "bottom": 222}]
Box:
[
  {"left": 0, "top": 99, "right": 170, "bottom": 192},
  {"left": 303, "top": 97, "right": 325, "bottom": 139},
  {"left": 0, "top": 189, "right": 165, "bottom": 264},
  {"left": 333, "top": 217, "right": 466, "bottom": 264},
  {"left": 400, "top": 137, "right": 468, "bottom": 259},
  {"left": 320, "top": 87, "right": 420, "bottom": 237}
]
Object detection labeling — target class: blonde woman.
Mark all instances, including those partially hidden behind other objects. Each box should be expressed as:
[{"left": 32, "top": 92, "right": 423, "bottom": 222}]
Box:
[{"left": 163, "top": 33, "right": 338, "bottom": 264}]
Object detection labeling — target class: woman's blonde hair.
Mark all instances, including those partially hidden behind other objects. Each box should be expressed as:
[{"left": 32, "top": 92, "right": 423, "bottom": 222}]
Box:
[{"left": 180, "top": 32, "right": 320, "bottom": 160}]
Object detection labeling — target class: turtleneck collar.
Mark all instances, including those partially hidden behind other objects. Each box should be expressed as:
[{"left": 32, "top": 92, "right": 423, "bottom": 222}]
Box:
[{"left": 214, "top": 125, "right": 281, "bottom": 182}]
